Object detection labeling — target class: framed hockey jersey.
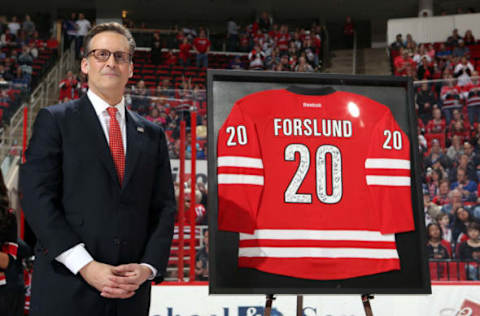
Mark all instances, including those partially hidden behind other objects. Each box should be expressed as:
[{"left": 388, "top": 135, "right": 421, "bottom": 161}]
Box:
[{"left": 208, "top": 71, "right": 430, "bottom": 295}]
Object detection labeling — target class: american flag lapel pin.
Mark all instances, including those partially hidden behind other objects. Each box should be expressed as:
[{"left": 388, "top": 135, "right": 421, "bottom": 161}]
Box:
[{"left": 137, "top": 126, "right": 144, "bottom": 133}]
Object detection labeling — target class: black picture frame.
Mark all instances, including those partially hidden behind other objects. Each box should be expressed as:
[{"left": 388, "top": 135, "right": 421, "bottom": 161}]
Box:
[{"left": 207, "top": 70, "right": 431, "bottom": 295}]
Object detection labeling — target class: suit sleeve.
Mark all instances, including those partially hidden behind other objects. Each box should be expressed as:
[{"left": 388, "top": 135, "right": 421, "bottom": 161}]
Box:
[
  {"left": 365, "top": 110, "right": 415, "bottom": 234},
  {"left": 140, "top": 127, "right": 176, "bottom": 282},
  {"left": 217, "top": 102, "right": 264, "bottom": 234},
  {"left": 19, "top": 108, "right": 82, "bottom": 262}
]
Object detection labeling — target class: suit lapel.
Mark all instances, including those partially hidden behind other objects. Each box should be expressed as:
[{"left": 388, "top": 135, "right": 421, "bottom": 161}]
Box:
[
  {"left": 78, "top": 95, "right": 120, "bottom": 186},
  {"left": 122, "top": 109, "right": 145, "bottom": 190}
]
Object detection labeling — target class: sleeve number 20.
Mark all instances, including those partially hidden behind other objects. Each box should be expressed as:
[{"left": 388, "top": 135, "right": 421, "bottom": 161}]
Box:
[
  {"left": 226, "top": 125, "right": 248, "bottom": 146},
  {"left": 383, "top": 130, "right": 402, "bottom": 150}
]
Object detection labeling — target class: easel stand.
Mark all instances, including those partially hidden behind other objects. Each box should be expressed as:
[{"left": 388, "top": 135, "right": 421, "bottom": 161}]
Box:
[
  {"left": 361, "top": 294, "right": 375, "bottom": 316},
  {"left": 263, "top": 293, "right": 375, "bottom": 316},
  {"left": 263, "top": 294, "right": 304, "bottom": 316},
  {"left": 264, "top": 294, "right": 275, "bottom": 316}
]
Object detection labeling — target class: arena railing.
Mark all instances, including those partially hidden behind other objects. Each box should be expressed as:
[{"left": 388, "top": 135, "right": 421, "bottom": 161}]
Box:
[{"left": 429, "top": 259, "right": 480, "bottom": 281}]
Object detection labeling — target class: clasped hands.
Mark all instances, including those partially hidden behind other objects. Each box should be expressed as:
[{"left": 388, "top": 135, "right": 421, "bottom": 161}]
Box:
[{"left": 79, "top": 261, "right": 152, "bottom": 299}]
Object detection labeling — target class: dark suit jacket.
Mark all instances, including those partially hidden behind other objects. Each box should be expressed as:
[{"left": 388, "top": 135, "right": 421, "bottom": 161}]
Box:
[{"left": 19, "top": 96, "right": 176, "bottom": 316}]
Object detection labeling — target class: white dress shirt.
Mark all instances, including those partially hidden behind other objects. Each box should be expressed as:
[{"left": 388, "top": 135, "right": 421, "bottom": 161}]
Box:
[{"left": 55, "top": 89, "right": 157, "bottom": 279}]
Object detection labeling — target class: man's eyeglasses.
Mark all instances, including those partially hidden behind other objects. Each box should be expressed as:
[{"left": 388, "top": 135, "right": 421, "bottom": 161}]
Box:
[{"left": 86, "top": 49, "right": 132, "bottom": 64}]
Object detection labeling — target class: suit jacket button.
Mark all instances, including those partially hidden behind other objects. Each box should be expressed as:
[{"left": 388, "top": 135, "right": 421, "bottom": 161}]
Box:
[{"left": 113, "top": 238, "right": 121, "bottom": 245}]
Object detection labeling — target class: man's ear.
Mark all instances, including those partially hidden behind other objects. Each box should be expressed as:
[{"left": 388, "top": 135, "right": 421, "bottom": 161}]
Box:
[
  {"left": 129, "top": 62, "right": 133, "bottom": 78},
  {"left": 80, "top": 58, "right": 89, "bottom": 75}
]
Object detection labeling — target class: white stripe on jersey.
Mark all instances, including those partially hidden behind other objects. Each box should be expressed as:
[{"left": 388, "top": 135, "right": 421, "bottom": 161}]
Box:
[
  {"left": 239, "top": 247, "right": 399, "bottom": 259},
  {"left": 239, "top": 229, "right": 395, "bottom": 242},
  {"left": 218, "top": 174, "right": 264, "bottom": 185},
  {"left": 218, "top": 156, "right": 264, "bottom": 168},
  {"left": 366, "top": 175, "right": 410, "bottom": 186},
  {"left": 365, "top": 158, "right": 410, "bottom": 169}
]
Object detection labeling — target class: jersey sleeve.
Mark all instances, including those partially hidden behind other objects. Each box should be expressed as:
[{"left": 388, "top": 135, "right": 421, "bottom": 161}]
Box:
[
  {"left": 365, "top": 110, "right": 415, "bottom": 234},
  {"left": 217, "top": 101, "right": 264, "bottom": 234}
]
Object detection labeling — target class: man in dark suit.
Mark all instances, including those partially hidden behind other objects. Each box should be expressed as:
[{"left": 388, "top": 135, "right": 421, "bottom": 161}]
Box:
[{"left": 19, "top": 22, "right": 176, "bottom": 316}]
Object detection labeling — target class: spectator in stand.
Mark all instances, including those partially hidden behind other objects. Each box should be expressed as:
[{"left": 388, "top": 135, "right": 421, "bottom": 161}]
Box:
[
  {"left": 452, "top": 206, "right": 472, "bottom": 243},
  {"left": 414, "top": 44, "right": 432, "bottom": 64},
  {"left": 178, "top": 37, "right": 191, "bottom": 67},
  {"left": 447, "top": 28, "right": 463, "bottom": 47},
  {"left": 433, "top": 179, "right": 450, "bottom": 206},
  {"left": 302, "top": 37, "right": 319, "bottom": 68},
  {"left": 425, "top": 138, "right": 452, "bottom": 170},
  {"left": 58, "top": 70, "right": 79, "bottom": 101},
  {"left": 46, "top": 34, "right": 59, "bottom": 50},
  {"left": 427, "top": 168, "right": 444, "bottom": 197},
  {"left": 451, "top": 167, "right": 477, "bottom": 202},
  {"left": 0, "top": 65, "right": 13, "bottom": 82},
  {"left": 248, "top": 45, "right": 265, "bottom": 70},
  {"left": 22, "top": 14, "right": 35, "bottom": 37},
  {"left": 437, "top": 213, "right": 453, "bottom": 244},
  {"left": 426, "top": 107, "right": 446, "bottom": 134},
  {"left": 404, "top": 34, "right": 417, "bottom": 49},
  {"left": 295, "top": 55, "right": 313, "bottom": 72},
  {"left": 18, "top": 45, "right": 34, "bottom": 74},
  {"left": 193, "top": 29, "right": 210, "bottom": 68},
  {"left": 156, "top": 78, "right": 175, "bottom": 98},
  {"left": 75, "top": 13, "right": 91, "bottom": 59},
  {"left": 0, "top": 170, "right": 25, "bottom": 316},
  {"left": 145, "top": 107, "right": 164, "bottom": 126},
  {"left": 228, "top": 55, "right": 245, "bottom": 70},
  {"left": 63, "top": 13, "right": 77, "bottom": 49},
  {"left": 417, "top": 57, "right": 433, "bottom": 81},
  {"left": 390, "top": 34, "right": 404, "bottom": 49},
  {"left": 454, "top": 56, "right": 474, "bottom": 86},
  {"left": 276, "top": 25, "right": 290, "bottom": 53},
  {"left": 447, "top": 135, "right": 465, "bottom": 161},
  {"left": 12, "top": 67, "right": 30, "bottom": 87},
  {"left": 343, "top": 16, "right": 354, "bottom": 49},
  {"left": 457, "top": 222, "right": 480, "bottom": 261},
  {"left": 196, "top": 116, "right": 207, "bottom": 140},
  {"left": 463, "top": 30, "right": 476, "bottom": 46},
  {"left": 150, "top": 32, "right": 162, "bottom": 65},
  {"left": 7, "top": 16, "right": 21, "bottom": 36},
  {"left": 287, "top": 41, "right": 298, "bottom": 58},
  {"left": 464, "top": 141, "right": 480, "bottom": 180},
  {"left": 175, "top": 29, "right": 185, "bottom": 46},
  {"left": 195, "top": 229, "right": 208, "bottom": 281},
  {"left": 130, "top": 80, "right": 151, "bottom": 114},
  {"left": 426, "top": 223, "right": 452, "bottom": 259},
  {"left": 465, "top": 72, "right": 480, "bottom": 126},
  {"left": 78, "top": 73, "right": 88, "bottom": 97},
  {"left": 258, "top": 11, "right": 273, "bottom": 32},
  {"left": 453, "top": 39, "right": 470, "bottom": 58},
  {"left": 164, "top": 49, "right": 177, "bottom": 67},
  {"left": 416, "top": 83, "right": 437, "bottom": 124},
  {"left": 394, "top": 48, "right": 415, "bottom": 76},
  {"left": 226, "top": 17, "right": 239, "bottom": 52},
  {"left": 440, "top": 75, "right": 461, "bottom": 123},
  {"left": 436, "top": 43, "right": 452, "bottom": 61},
  {"left": 238, "top": 32, "right": 249, "bottom": 52},
  {"left": 451, "top": 153, "right": 478, "bottom": 183},
  {"left": 264, "top": 48, "right": 279, "bottom": 70},
  {"left": 424, "top": 192, "right": 442, "bottom": 225},
  {"left": 426, "top": 43, "right": 436, "bottom": 60}
]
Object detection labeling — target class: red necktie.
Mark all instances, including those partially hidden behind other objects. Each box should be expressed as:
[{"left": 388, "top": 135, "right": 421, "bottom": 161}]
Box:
[{"left": 107, "top": 107, "right": 125, "bottom": 185}]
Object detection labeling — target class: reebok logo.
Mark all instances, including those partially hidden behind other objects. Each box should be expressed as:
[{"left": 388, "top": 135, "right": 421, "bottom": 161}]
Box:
[{"left": 303, "top": 102, "right": 322, "bottom": 108}]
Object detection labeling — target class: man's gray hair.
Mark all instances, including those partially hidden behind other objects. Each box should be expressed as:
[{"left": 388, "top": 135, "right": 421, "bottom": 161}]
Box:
[{"left": 83, "top": 22, "right": 136, "bottom": 58}]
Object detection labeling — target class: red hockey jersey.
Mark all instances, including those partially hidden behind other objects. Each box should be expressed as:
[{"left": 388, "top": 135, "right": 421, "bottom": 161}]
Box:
[{"left": 217, "top": 88, "right": 415, "bottom": 280}]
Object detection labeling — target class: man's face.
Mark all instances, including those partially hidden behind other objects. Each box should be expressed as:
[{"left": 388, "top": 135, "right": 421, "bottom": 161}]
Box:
[
  {"left": 457, "top": 170, "right": 466, "bottom": 182},
  {"left": 80, "top": 31, "right": 133, "bottom": 99},
  {"left": 465, "top": 143, "right": 473, "bottom": 155}
]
